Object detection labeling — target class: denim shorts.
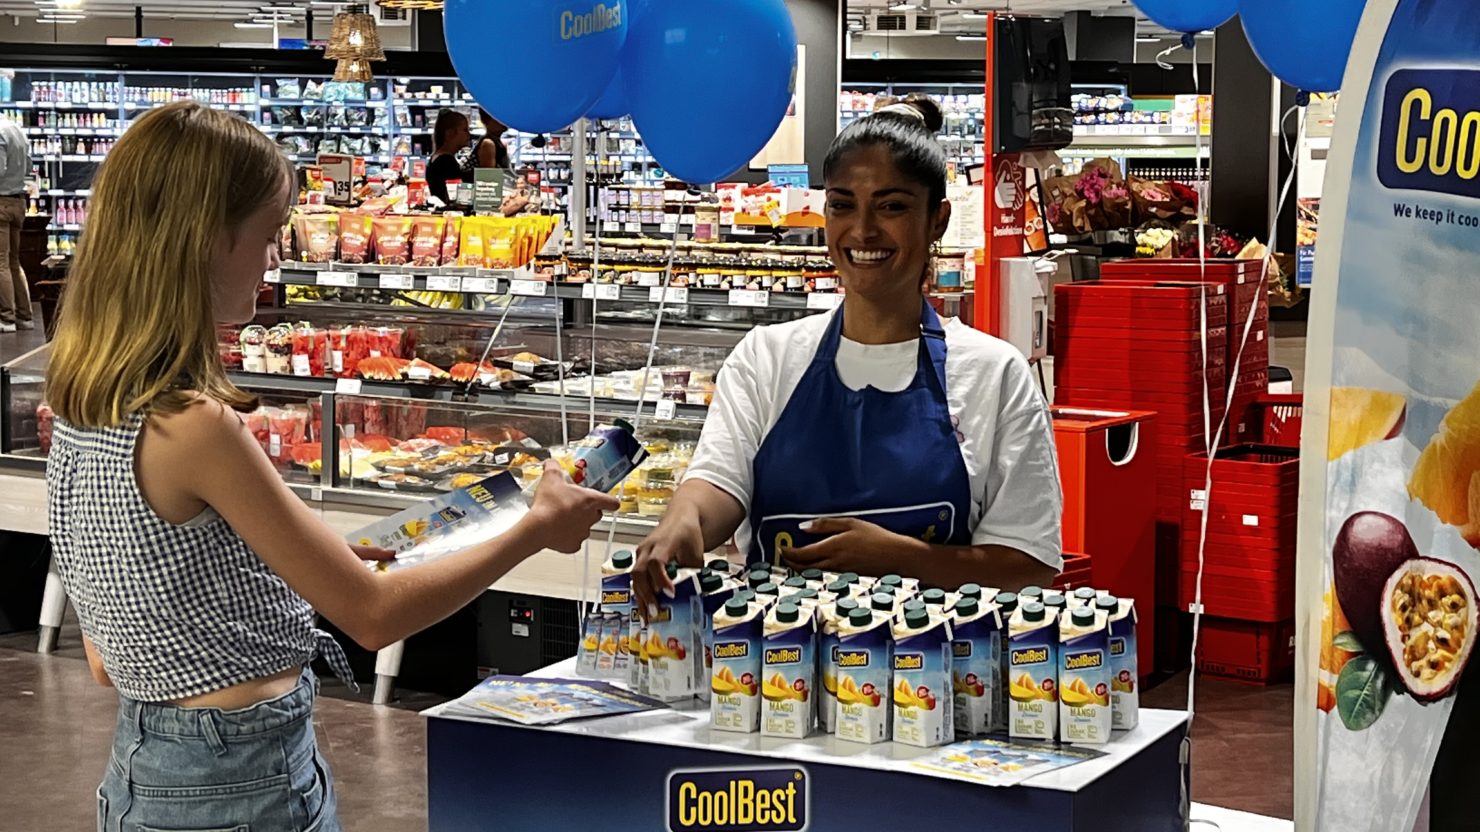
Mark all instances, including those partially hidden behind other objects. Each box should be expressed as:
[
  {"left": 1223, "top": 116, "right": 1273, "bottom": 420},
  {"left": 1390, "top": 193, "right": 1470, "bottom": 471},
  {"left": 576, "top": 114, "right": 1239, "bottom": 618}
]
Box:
[{"left": 96, "top": 668, "right": 340, "bottom": 832}]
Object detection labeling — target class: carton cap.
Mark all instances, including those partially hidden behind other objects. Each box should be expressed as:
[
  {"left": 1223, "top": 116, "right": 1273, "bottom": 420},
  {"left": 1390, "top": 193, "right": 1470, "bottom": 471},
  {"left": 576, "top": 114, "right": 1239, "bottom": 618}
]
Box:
[
  {"left": 724, "top": 597, "right": 749, "bottom": 617},
  {"left": 699, "top": 571, "right": 724, "bottom": 592},
  {"left": 873, "top": 583, "right": 897, "bottom": 597},
  {"left": 612, "top": 550, "right": 634, "bottom": 569},
  {"left": 923, "top": 588, "right": 948, "bottom": 606},
  {"left": 793, "top": 587, "right": 819, "bottom": 601},
  {"left": 756, "top": 582, "right": 779, "bottom": 596},
  {"left": 612, "top": 417, "right": 637, "bottom": 434},
  {"left": 841, "top": 572, "right": 861, "bottom": 585},
  {"left": 733, "top": 588, "right": 757, "bottom": 605},
  {"left": 1019, "top": 585, "right": 1044, "bottom": 600},
  {"left": 665, "top": 561, "right": 679, "bottom": 579},
  {"left": 748, "top": 571, "right": 773, "bottom": 588},
  {"left": 784, "top": 576, "right": 808, "bottom": 589},
  {"left": 1022, "top": 601, "right": 1046, "bottom": 622},
  {"left": 955, "top": 597, "right": 980, "bottom": 617},
  {"left": 902, "top": 599, "right": 927, "bottom": 615},
  {"left": 957, "top": 582, "right": 983, "bottom": 600},
  {"left": 1071, "top": 607, "right": 1096, "bottom": 627},
  {"left": 826, "top": 578, "right": 851, "bottom": 594},
  {"left": 836, "top": 597, "right": 860, "bottom": 616},
  {"left": 995, "top": 591, "right": 1019, "bottom": 612},
  {"left": 879, "top": 574, "right": 904, "bottom": 588},
  {"left": 870, "top": 593, "right": 895, "bottom": 612},
  {"left": 1095, "top": 595, "right": 1120, "bottom": 612},
  {"left": 905, "top": 607, "right": 930, "bottom": 629},
  {"left": 1073, "top": 587, "right": 1098, "bottom": 602},
  {"left": 801, "top": 568, "right": 824, "bottom": 581},
  {"left": 776, "top": 602, "right": 802, "bottom": 623},
  {"left": 706, "top": 558, "right": 731, "bottom": 573},
  {"left": 847, "top": 607, "right": 873, "bottom": 627},
  {"left": 1042, "top": 591, "right": 1066, "bottom": 609}
]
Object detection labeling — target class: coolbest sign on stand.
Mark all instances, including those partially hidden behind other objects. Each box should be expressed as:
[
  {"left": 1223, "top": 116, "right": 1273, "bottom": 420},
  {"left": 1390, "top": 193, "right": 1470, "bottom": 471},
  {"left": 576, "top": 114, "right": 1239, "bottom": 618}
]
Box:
[{"left": 1297, "top": 3, "right": 1480, "bottom": 830}]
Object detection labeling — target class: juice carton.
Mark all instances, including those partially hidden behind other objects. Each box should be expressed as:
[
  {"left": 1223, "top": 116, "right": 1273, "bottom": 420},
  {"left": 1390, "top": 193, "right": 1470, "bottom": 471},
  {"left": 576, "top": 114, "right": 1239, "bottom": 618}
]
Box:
[
  {"left": 762, "top": 601, "right": 818, "bottom": 739},
  {"left": 891, "top": 607, "right": 955, "bottom": 747},
  {"left": 627, "top": 605, "right": 648, "bottom": 692},
  {"left": 993, "top": 591, "right": 1019, "bottom": 731},
  {"left": 601, "top": 551, "right": 635, "bottom": 677},
  {"left": 647, "top": 565, "right": 704, "bottom": 702},
  {"left": 577, "top": 607, "right": 603, "bottom": 677},
  {"left": 1008, "top": 601, "right": 1059, "bottom": 741},
  {"left": 595, "top": 611, "right": 623, "bottom": 676},
  {"left": 699, "top": 569, "right": 737, "bottom": 703},
  {"left": 950, "top": 597, "right": 1004, "bottom": 738},
  {"left": 565, "top": 420, "right": 649, "bottom": 493},
  {"left": 1070, "top": 587, "right": 1100, "bottom": 608},
  {"left": 1099, "top": 595, "right": 1139, "bottom": 730},
  {"left": 1059, "top": 606, "right": 1112, "bottom": 744},
  {"left": 706, "top": 557, "right": 744, "bottom": 579},
  {"left": 834, "top": 607, "right": 893, "bottom": 744},
  {"left": 1042, "top": 591, "right": 1068, "bottom": 615},
  {"left": 819, "top": 596, "right": 861, "bottom": 734},
  {"left": 710, "top": 598, "right": 766, "bottom": 733}
]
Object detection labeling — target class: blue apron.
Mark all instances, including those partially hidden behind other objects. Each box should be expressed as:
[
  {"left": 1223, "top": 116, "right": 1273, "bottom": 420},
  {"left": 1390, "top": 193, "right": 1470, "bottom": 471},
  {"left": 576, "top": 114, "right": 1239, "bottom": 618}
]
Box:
[{"left": 747, "top": 300, "right": 974, "bottom": 566}]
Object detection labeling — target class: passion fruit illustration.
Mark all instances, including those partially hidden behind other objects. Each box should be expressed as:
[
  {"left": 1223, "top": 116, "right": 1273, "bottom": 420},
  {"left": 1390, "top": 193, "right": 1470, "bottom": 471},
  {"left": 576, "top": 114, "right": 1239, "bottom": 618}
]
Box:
[
  {"left": 1333, "top": 511, "right": 1420, "bottom": 655},
  {"left": 1381, "top": 557, "right": 1476, "bottom": 701}
]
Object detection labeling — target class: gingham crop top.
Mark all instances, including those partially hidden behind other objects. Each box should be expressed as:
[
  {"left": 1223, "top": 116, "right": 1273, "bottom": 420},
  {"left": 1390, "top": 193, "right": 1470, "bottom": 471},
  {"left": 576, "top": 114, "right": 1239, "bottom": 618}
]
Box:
[{"left": 46, "top": 413, "right": 356, "bottom": 702}]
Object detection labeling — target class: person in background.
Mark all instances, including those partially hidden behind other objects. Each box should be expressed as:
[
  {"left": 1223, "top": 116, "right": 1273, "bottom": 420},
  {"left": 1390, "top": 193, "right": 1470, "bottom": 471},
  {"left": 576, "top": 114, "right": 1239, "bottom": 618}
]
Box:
[
  {"left": 474, "top": 108, "right": 513, "bottom": 172},
  {"left": 633, "top": 96, "right": 1063, "bottom": 612},
  {"left": 426, "top": 108, "right": 471, "bottom": 205},
  {"left": 0, "top": 103, "right": 33, "bottom": 333},
  {"left": 45, "top": 102, "right": 616, "bottom": 832}
]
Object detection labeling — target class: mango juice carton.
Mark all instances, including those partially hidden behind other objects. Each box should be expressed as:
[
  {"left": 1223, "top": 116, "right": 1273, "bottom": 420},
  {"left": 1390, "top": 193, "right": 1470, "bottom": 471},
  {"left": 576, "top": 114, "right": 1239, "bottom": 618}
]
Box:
[
  {"left": 993, "top": 591, "right": 1019, "bottom": 732},
  {"left": 1059, "top": 606, "right": 1112, "bottom": 744},
  {"left": 891, "top": 607, "right": 954, "bottom": 747},
  {"left": 819, "top": 597, "right": 861, "bottom": 734},
  {"left": 761, "top": 601, "right": 817, "bottom": 739},
  {"left": 601, "top": 551, "right": 635, "bottom": 678},
  {"left": 710, "top": 598, "right": 766, "bottom": 733},
  {"left": 596, "top": 611, "right": 623, "bottom": 676},
  {"left": 646, "top": 565, "right": 704, "bottom": 702},
  {"left": 1100, "top": 595, "right": 1139, "bottom": 730},
  {"left": 834, "top": 607, "right": 894, "bottom": 744},
  {"left": 1008, "top": 601, "right": 1059, "bottom": 741},
  {"left": 627, "top": 606, "right": 648, "bottom": 692},
  {"left": 577, "top": 607, "right": 603, "bottom": 676},
  {"left": 950, "top": 597, "right": 1004, "bottom": 738},
  {"left": 698, "top": 569, "right": 737, "bottom": 703}
]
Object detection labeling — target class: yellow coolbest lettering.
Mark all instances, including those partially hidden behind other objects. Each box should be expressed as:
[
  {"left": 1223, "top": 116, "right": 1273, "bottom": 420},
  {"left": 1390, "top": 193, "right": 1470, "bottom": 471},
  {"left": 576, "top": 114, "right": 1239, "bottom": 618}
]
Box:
[
  {"left": 1397, "top": 87, "right": 1432, "bottom": 174},
  {"left": 1462, "top": 112, "right": 1480, "bottom": 179},
  {"left": 1430, "top": 107, "right": 1459, "bottom": 176}
]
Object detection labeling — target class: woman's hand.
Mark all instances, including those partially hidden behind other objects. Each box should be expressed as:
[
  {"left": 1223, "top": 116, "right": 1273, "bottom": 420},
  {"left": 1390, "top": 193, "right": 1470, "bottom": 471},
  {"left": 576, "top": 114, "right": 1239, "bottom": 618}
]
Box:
[
  {"left": 783, "top": 517, "right": 923, "bottom": 576},
  {"left": 521, "top": 461, "right": 621, "bottom": 554},
  {"left": 633, "top": 504, "right": 707, "bottom": 619}
]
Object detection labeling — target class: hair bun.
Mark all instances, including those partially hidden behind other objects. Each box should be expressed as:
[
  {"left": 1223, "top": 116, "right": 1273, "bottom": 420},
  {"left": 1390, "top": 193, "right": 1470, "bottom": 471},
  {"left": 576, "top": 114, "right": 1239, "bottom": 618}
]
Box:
[{"left": 901, "top": 94, "right": 944, "bottom": 133}]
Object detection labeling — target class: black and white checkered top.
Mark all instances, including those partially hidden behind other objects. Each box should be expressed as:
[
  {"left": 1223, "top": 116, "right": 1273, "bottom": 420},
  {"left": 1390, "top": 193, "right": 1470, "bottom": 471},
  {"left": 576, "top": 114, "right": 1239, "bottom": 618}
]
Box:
[{"left": 46, "top": 413, "right": 357, "bottom": 702}]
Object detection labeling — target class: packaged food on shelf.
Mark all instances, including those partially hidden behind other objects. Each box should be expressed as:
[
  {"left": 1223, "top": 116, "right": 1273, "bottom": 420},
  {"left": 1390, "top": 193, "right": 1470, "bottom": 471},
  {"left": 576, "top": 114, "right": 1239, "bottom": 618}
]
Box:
[
  {"left": 338, "top": 213, "right": 374, "bottom": 264},
  {"left": 410, "top": 215, "right": 446, "bottom": 267},
  {"left": 372, "top": 216, "right": 413, "bottom": 266},
  {"left": 951, "top": 596, "right": 1004, "bottom": 738},
  {"left": 293, "top": 213, "right": 338, "bottom": 262}
]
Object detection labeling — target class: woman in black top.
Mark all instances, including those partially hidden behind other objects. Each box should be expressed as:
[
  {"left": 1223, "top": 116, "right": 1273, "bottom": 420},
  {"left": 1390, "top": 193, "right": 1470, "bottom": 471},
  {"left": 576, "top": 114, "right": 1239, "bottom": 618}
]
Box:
[
  {"left": 426, "top": 109, "right": 470, "bottom": 205},
  {"left": 475, "top": 109, "right": 513, "bottom": 172}
]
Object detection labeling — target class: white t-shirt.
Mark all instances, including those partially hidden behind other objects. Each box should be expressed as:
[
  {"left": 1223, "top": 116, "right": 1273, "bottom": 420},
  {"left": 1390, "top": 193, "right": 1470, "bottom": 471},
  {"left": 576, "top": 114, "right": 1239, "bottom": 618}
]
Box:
[{"left": 684, "top": 310, "right": 1064, "bottom": 570}]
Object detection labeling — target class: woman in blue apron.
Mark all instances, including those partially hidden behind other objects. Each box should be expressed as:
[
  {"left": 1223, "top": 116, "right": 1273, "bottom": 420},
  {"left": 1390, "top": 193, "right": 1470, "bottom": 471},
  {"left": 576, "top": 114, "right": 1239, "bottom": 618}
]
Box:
[{"left": 633, "top": 96, "right": 1063, "bottom": 612}]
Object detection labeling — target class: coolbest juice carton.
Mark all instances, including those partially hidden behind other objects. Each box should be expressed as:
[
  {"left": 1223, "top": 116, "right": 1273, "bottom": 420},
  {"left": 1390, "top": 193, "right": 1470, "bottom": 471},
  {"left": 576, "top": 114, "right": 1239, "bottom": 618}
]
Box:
[
  {"left": 577, "top": 607, "right": 603, "bottom": 677},
  {"left": 1059, "top": 606, "right": 1112, "bottom": 744},
  {"left": 1008, "top": 601, "right": 1059, "bottom": 741},
  {"left": 950, "top": 597, "right": 1004, "bottom": 738},
  {"left": 1099, "top": 595, "right": 1139, "bottom": 730},
  {"left": 834, "top": 607, "right": 894, "bottom": 744},
  {"left": 627, "top": 605, "right": 648, "bottom": 692},
  {"left": 819, "top": 596, "right": 861, "bottom": 734},
  {"left": 698, "top": 569, "right": 737, "bottom": 704},
  {"left": 601, "top": 550, "right": 635, "bottom": 678},
  {"left": 565, "top": 419, "right": 649, "bottom": 493},
  {"left": 647, "top": 565, "right": 704, "bottom": 702},
  {"left": 762, "top": 601, "right": 818, "bottom": 739},
  {"left": 994, "top": 591, "right": 1019, "bottom": 730},
  {"left": 891, "top": 607, "right": 955, "bottom": 747},
  {"left": 710, "top": 597, "right": 766, "bottom": 733},
  {"left": 596, "top": 611, "right": 623, "bottom": 676}
]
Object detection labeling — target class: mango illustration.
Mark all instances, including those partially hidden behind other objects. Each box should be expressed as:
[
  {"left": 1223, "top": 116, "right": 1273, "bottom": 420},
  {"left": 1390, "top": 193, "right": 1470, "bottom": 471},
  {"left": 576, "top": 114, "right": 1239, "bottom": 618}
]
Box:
[{"left": 1329, "top": 387, "right": 1406, "bottom": 462}]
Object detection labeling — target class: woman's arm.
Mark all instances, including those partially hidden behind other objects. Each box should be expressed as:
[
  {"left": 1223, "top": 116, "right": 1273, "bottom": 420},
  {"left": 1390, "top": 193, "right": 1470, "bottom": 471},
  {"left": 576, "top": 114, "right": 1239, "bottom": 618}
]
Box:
[
  {"left": 147, "top": 401, "right": 616, "bottom": 651},
  {"left": 82, "top": 635, "right": 113, "bottom": 687},
  {"left": 631, "top": 479, "right": 745, "bottom": 614},
  {"left": 477, "top": 137, "right": 500, "bottom": 169}
]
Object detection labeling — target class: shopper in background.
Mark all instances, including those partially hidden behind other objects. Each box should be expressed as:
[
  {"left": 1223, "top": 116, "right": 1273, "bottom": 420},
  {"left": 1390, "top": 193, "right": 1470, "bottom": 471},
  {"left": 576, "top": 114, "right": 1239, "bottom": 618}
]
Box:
[
  {"left": 474, "top": 107, "right": 513, "bottom": 172},
  {"left": 426, "top": 107, "right": 471, "bottom": 204},
  {"left": 44, "top": 101, "right": 616, "bottom": 832},
  {"left": 0, "top": 104, "right": 33, "bottom": 334},
  {"left": 634, "top": 96, "right": 1063, "bottom": 613}
]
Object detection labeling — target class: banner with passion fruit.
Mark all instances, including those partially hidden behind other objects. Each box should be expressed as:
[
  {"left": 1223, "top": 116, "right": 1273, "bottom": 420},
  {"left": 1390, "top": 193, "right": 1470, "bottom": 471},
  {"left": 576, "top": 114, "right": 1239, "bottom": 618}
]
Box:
[{"left": 1296, "top": 3, "right": 1480, "bottom": 830}]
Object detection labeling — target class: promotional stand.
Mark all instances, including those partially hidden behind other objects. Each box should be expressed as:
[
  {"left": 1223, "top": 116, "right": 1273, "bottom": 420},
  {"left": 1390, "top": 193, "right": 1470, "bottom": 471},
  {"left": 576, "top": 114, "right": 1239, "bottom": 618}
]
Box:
[{"left": 424, "top": 662, "right": 1186, "bottom": 832}]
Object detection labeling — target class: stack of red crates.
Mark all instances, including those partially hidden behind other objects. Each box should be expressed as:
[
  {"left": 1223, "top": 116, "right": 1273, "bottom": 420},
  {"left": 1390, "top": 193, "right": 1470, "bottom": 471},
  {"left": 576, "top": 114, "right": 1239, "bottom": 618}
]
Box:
[
  {"left": 1052, "top": 552, "right": 1094, "bottom": 590},
  {"left": 1054, "top": 281, "right": 1229, "bottom": 523},
  {"left": 1180, "top": 438, "right": 1300, "bottom": 683},
  {"left": 1098, "top": 259, "right": 1271, "bottom": 445}
]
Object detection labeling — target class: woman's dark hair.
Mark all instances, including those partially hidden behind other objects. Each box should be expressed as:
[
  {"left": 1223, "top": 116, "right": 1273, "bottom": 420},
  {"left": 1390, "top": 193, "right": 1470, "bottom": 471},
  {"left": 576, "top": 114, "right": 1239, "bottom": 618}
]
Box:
[
  {"left": 433, "top": 109, "right": 469, "bottom": 151},
  {"left": 822, "top": 94, "right": 947, "bottom": 205}
]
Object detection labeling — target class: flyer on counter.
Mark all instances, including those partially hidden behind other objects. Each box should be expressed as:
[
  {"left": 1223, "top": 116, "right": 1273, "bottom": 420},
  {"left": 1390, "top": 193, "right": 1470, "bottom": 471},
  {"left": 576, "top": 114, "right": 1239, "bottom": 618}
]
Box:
[
  {"left": 442, "top": 677, "right": 668, "bottom": 726},
  {"left": 910, "top": 737, "right": 1104, "bottom": 788},
  {"left": 350, "top": 472, "right": 527, "bottom": 571}
]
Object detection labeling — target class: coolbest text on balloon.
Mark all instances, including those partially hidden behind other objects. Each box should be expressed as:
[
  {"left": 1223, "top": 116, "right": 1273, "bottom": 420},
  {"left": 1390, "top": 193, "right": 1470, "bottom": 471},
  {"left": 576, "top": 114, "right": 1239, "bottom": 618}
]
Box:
[
  {"left": 666, "top": 768, "right": 806, "bottom": 832},
  {"left": 561, "top": 2, "right": 621, "bottom": 41},
  {"left": 1379, "top": 69, "right": 1480, "bottom": 199}
]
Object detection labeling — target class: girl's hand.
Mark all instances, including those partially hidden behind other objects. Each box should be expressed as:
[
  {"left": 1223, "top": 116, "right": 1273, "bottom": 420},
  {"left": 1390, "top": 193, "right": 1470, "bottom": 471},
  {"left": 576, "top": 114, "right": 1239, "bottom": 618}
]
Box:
[{"left": 522, "top": 461, "right": 620, "bottom": 553}]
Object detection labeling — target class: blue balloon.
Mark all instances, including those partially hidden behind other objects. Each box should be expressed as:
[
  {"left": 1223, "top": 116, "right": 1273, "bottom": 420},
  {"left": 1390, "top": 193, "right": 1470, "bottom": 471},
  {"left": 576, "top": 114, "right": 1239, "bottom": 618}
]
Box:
[
  {"left": 1131, "top": 0, "right": 1237, "bottom": 34},
  {"left": 445, "top": 0, "right": 628, "bottom": 134},
  {"left": 1240, "top": 0, "right": 1365, "bottom": 93},
  {"left": 624, "top": 0, "right": 797, "bottom": 184},
  {"left": 587, "top": 70, "right": 629, "bottom": 120}
]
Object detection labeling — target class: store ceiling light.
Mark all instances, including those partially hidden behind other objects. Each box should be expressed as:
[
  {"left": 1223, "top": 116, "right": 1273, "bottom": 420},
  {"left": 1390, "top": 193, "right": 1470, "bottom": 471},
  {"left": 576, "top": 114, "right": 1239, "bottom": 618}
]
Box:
[
  {"left": 377, "top": 0, "right": 444, "bottom": 9},
  {"left": 333, "top": 57, "right": 373, "bottom": 83},
  {"left": 234, "top": 20, "right": 272, "bottom": 27},
  {"left": 326, "top": 3, "right": 386, "bottom": 61},
  {"left": 889, "top": 2, "right": 917, "bottom": 9},
  {"left": 955, "top": 33, "right": 986, "bottom": 41}
]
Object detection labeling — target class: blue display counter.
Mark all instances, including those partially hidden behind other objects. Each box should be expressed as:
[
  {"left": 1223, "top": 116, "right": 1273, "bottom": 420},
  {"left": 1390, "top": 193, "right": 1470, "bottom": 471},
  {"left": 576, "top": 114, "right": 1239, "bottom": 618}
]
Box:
[{"left": 424, "top": 661, "right": 1188, "bottom": 831}]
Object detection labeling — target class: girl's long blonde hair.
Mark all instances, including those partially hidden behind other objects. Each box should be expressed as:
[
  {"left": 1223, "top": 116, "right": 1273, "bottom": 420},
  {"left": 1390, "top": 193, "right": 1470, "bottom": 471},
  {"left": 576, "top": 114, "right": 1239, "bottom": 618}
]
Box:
[{"left": 47, "top": 101, "right": 292, "bottom": 427}]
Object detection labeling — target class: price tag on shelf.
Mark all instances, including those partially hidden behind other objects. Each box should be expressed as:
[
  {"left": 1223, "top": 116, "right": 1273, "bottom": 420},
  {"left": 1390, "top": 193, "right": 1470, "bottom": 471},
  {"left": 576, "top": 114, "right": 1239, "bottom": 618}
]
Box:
[
  {"left": 426, "top": 274, "right": 463, "bottom": 292},
  {"left": 624, "top": 222, "right": 642, "bottom": 233},
  {"left": 263, "top": 269, "right": 282, "bottom": 284},
  {"left": 407, "top": 365, "right": 432, "bottom": 382},
  {"left": 582, "top": 283, "right": 622, "bottom": 301},
  {"left": 316, "top": 271, "right": 358, "bottom": 288},
  {"left": 660, "top": 222, "right": 677, "bottom": 234},
  {"left": 729, "top": 289, "right": 770, "bottom": 308},
  {"left": 462, "top": 276, "right": 499, "bottom": 294},
  {"left": 510, "top": 279, "right": 548, "bottom": 297},
  {"left": 335, "top": 378, "right": 363, "bottom": 396},
  {"left": 649, "top": 286, "right": 688, "bottom": 305},
  {"left": 654, "top": 400, "right": 678, "bottom": 421},
  {"left": 378, "top": 273, "right": 414, "bottom": 291},
  {"left": 806, "top": 293, "right": 844, "bottom": 311}
]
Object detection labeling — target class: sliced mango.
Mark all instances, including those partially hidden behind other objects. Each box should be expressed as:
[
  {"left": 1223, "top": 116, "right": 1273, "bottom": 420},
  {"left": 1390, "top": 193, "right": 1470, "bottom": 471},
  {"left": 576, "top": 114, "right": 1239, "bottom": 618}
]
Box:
[{"left": 1329, "top": 387, "right": 1406, "bottom": 461}]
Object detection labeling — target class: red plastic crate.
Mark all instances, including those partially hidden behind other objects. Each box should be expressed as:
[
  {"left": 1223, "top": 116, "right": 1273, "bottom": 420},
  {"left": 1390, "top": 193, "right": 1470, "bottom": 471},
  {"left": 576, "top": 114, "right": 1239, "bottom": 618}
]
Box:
[
  {"left": 1194, "top": 616, "right": 1296, "bottom": 684},
  {"left": 1053, "top": 551, "right": 1094, "bottom": 590},
  {"left": 1178, "top": 570, "right": 1294, "bottom": 622},
  {"left": 1251, "top": 394, "right": 1303, "bottom": 448}
]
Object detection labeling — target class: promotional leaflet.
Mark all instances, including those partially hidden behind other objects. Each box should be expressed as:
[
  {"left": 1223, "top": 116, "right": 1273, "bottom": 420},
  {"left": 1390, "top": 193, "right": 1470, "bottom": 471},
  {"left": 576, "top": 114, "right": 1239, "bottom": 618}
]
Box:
[
  {"left": 350, "top": 472, "right": 527, "bottom": 570},
  {"left": 442, "top": 677, "right": 666, "bottom": 726},
  {"left": 910, "top": 738, "right": 1103, "bottom": 788},
  {"left": 1296, "top": 4, "right": 1480, "bottom": 829}
]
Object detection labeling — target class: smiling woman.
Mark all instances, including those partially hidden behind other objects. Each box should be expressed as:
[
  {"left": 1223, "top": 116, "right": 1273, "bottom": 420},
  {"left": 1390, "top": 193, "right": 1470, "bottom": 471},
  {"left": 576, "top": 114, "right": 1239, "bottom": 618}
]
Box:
[{"left": 632, "top": 95, "right": 1065, "bottom": 613}]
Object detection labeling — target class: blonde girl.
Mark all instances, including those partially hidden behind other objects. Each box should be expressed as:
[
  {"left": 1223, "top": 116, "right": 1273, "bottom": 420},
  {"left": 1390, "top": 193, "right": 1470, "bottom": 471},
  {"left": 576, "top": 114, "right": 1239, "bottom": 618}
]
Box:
[{"left": 46, "top": 101, "right": 615, "bottom": 831}]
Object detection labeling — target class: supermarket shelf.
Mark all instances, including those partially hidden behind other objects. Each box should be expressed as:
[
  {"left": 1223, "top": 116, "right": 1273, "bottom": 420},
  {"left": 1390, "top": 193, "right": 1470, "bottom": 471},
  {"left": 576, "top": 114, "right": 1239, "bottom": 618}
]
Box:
[
  {"left": 262, "top": 98, "right": 387, "bottom": 108},
  {"left": 8, "top": 100, "right": 117, "bottom": 110},
  {"left": 1060, "top": 145, "right": 1211, "bottom": 160},
  {"left": 40, "top": 189, "right": 92, "bottom": 197},
  {"left": 274, "top": 265, "right": 519, "bottom": 293},
  {"left": 259, "top": 126, "right": 388, "bottom": 135},
  {"left": 47, "top": 223, "right": 83, "bottom": 232},
  {"left": 24, "top": 127, "right": 121, "bottom": 137},
  {"left": 1069, "top": 133, "right": 1207, "bottom": 147},
  {"left": 31, "top": 154, "right": 109, "bottom": 163}
]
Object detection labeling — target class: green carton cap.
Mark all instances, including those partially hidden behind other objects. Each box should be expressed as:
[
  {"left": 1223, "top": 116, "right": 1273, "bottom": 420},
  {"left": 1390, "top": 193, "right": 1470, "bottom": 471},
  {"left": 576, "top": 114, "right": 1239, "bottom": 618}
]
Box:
[
  {"left": 776, "top": 602, "right": 801, "bottom": 624},
  {"left": 955, "top": 597, "right": 979, "bottom": 617},
  {"left": 612, "top": 550, "right": 634, "bottom": 569},
  {"left": 1021, "top": 601, "right": 1046, "bottom": 622},
  {"left": 847, "top": 608, "right": 873, "bottom": 627},
  {"left": 724, "top": 597, "right": 749, "bottom": 617}
]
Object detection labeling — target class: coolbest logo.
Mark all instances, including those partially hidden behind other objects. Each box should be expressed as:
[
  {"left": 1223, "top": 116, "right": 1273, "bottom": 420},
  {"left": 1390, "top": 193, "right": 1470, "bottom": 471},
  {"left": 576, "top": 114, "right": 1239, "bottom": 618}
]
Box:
[
  {"left": 560, "top": 2, "right": 621, "bottom": 41},
  {"left": 1064, "top": 650, "right": 1103, "bottom": 670},
  {"left": 1011, "top": 647, "right": 1049, "bottom": 666},
  {"left": 668, "top": 768, "right": 807, "bottom": 832},
  {"left": 835, "top": 649, "right": 869, "bottom": 669},
  {"left": 765, "top": 647, "right": 801, "bottom": 666},
  {"left": 1110, "top": 637, "right": 1126, "bottom": 657},
  {"left": 1379, "top": 69, "right": 1480, "bottom": 199},
  {"left": 893, "top": 653, "right": 924, "bottom": 671},
  {"left": 714, "top": 642, "right": 749, "bottom": 660},
  {"left": 952, "top": 640, "right": 972, "bottom": 659},
  {"left": 601, "top": 589, "right": 631, "bottom": 607}
]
